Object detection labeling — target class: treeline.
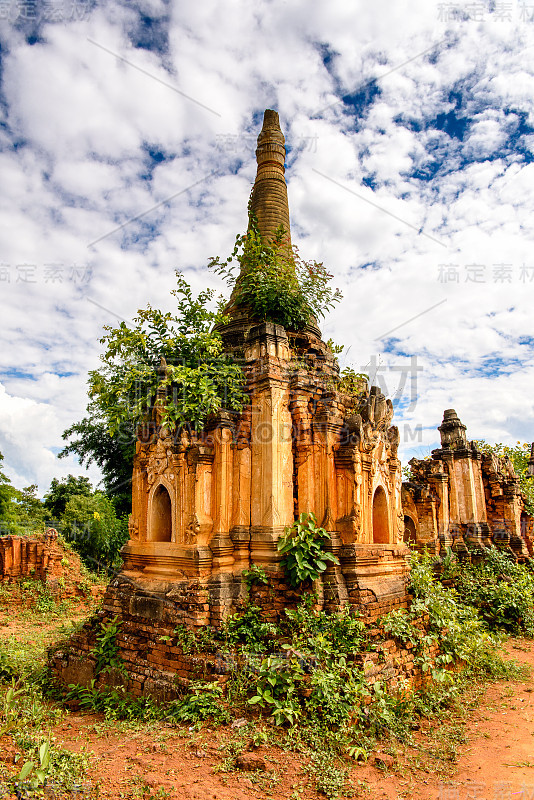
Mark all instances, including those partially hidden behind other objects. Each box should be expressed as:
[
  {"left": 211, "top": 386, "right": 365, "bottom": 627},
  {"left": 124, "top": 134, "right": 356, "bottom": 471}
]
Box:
[{"left": 0, "top": 453, "right": 128, "bottom": 573}]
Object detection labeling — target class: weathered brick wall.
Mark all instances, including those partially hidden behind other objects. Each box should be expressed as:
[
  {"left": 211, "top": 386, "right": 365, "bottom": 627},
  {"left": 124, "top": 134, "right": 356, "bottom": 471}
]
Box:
[
  {"left": 0, "top": 532, "right": 63, "bottom": 582},
  {"left": 49, "top": 572, "right": 431, "bottom": 702}
]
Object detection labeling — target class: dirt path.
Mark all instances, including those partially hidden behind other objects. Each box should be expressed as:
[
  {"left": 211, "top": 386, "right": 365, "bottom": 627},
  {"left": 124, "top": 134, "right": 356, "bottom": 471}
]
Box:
[
  {"left": 41, "top": 639, "right": 534, "bottom": 800},
  {"left": 352, "top": 638, "right": 534, "bottom": 800}
]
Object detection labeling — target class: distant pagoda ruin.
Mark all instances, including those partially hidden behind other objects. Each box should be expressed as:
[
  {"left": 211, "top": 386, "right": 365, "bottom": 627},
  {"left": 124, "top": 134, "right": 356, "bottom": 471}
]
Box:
[{"left": 403, "top": 409, "right": 533, "bottom": 559}]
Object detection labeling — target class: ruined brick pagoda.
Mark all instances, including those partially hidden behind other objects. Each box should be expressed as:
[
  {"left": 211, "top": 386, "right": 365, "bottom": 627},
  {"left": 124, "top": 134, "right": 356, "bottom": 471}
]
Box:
[
  {"left": 122, "top": 109, "right": 409, "bottom": 619},
  {"left": 51, "top": 110, "right": 411, "bottom": 695},
  {"left": 402, "top": 409, "right": 533, "bottom": 559}
]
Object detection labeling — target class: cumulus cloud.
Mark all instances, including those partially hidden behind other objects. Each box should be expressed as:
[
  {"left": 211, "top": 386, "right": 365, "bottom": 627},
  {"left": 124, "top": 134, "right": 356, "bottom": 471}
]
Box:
[{"left": 0, "top": 0, "right": 533, "bottom": 492}]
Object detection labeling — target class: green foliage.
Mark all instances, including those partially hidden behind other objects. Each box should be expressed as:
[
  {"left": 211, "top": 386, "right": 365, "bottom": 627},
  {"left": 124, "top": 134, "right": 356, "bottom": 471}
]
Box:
[
  {"left": 43, "top": 475, "right": 93, "bottom": 520},
  {"left": 86, "top": 272, "right": 246, "bottom": 438},
  {"left": 167, "top": 681, "right": 230, "bottom": 724},
  {"left": 222, "top": 604, "right": 279, "bottom": 652},
  {"left": 242, "top": 563, "right": 269, "bottom": 589},
  {"left": 171, "top": 623, "right": 218, "bottom": 655},
  {"left": 209, "top": 217, "right": 342, "bottom": 331},
  {"left": 277, "top": 512, "right": 340, "bottom": 587},
  {"left": 337, "top": 367, "right": 368, "bottom": 398},
  {"left": 92, "top": 616, "right": 125, "bottom": 677},
  {"left": 59, "top": 409, "right": 134, "bottom": 517},
  {"left": 445, "top": 546, "right": 534, "bottom": 636},
  {"left": 473, "top": 439, "right": 534, "bottom": 515},
  {"left": 283, "top": 599, "right": 367, "bottom": 657},
  {"left": 305, "top": 748, "right": 353, "bottom": 800},
  {"left": 17, "top": 739, "right": 51, "bottom": 789},
  {"left": 0, "top": 462, "right": 46, "bottom": 536},
  {"left": 60, "top": 273, "right": 248, "bottom": 516},
  {"left": 0, "top": 450, "right": 15, "bottom": 521},
  {"left": 10, "top": 736, "right": 91, "bottom": 797},
  {"left": 404, "top": 551, "right": 522, "bottom": 677},
  {"left": 248, "top": 655, "right": 303, "bottom": 725},
  {"left": 0, "top": 674, "right": 90, "bottom": 797},
  {"left": 64, "top": 680, "right": 159, "bottom": 722},
  {"left": 61, "top": 492, "right": 128, "bottom": 570},
  {"left": 325, "top": 338, "right": 344, "bottom": 356},
  {"left": 63, "top": 678, "right": 228, "bottom": 725}
]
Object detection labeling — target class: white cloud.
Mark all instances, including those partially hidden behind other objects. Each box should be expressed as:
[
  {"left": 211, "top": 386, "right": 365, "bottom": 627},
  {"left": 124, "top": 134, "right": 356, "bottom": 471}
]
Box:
[{"left": 0, "top": 0, "right": 533, "bottom": 493}]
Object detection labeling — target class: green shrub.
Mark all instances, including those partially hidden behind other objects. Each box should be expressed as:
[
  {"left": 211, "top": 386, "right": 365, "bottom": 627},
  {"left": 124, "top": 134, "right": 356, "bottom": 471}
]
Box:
[
  {"left": 209, "top": 216, "right": 342, "bottom": 331},
  {"left": 92, "top": 616, "right": 125, "bottom": 677},
  {"left": 447, "top": 546, "right": 534, "bottom": 635},
  {"left": 277, "top": 512, "right": 339, "bottom": 587},
  {"left": 64, "top": 681, "right": 159, "bottom": 722},
  {"left": 222, "top": 604, "right": 279, "bottom": 652},
  {"left": 167, "top": 681, "right": 230, "bottom": 724}
]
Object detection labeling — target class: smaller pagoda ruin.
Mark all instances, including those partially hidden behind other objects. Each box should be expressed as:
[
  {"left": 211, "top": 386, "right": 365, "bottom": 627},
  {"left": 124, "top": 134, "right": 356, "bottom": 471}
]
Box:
[{"left": 402, "top": 409, "right": 533, "bottom": 559}]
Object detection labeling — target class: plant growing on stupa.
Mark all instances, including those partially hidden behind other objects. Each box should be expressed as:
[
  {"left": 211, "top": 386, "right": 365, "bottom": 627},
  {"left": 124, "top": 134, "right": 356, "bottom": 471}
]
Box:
[
  {"left": 209, "top": 216, "right": 342, "bottom": 331},
  {"left": 81, "top": 272, "right": 247, "bottom": 439},
  {"left": 277, "top": 512, "right": 340, "bottom": 587}
]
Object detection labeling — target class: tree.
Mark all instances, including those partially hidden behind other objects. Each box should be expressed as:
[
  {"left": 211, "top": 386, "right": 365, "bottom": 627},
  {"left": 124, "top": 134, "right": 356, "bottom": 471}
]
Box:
[
  {"left": 11, "top": 485, "right": 46, "bottom": 533},
  {"left": 61, "top": 492, "right": 128, "bottom": 571},
  {"left": 88, "top": 272, "right": 246, "bottom": 436},
  {"left": 0, "top": 452, "right": 47, "bottom": 536},
  {"left": 43, "top": 475, "right": 93, "bottom": 521},
  {"left": 60, "top": 273, "right": 247, "bottom": 512},
  {"left": 59, "top": 407, "right": 134, "bottom": 518},
  {"left": 0, "top": 451, "right": 15, "bottom": 523}
]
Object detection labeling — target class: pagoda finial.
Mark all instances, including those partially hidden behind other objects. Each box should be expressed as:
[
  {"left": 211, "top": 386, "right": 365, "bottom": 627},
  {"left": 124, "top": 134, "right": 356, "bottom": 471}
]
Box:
[{"left": 249, "top": 109, "right": 291, "bottom": 246}]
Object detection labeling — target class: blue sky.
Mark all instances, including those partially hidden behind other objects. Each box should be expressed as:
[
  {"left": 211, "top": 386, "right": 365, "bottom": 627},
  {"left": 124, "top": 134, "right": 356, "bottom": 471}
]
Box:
[{"left": 0, "top": 0, "right": 533, "bottom": 492}]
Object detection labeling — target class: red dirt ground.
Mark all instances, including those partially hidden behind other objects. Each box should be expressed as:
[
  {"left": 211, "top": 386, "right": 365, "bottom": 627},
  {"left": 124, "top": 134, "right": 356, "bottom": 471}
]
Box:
[{"left": 2, "top": 604, "right": 534, "bottom": 799}]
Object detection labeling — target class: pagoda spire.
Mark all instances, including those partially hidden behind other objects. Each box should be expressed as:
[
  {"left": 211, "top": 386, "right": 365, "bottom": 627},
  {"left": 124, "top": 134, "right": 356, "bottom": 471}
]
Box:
[{"left": 249, "top": 109, "right": 291, "bottom": 246}]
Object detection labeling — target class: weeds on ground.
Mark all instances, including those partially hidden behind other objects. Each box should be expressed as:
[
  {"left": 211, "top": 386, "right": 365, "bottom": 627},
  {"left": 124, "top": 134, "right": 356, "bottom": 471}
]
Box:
[
  {"left": 0, "top": 675, "right": 92, "bottom": 797},
  {"left": 3, "top": 545, "right": 531, "bottom": 799}
]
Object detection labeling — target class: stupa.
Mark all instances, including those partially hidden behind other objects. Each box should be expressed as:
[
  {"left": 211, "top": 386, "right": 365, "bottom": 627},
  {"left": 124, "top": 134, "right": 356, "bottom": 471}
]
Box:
[
  {"left": 121, "top": 109, "right": 409, "bottom": 623},
  {"left": 50, "top": 111, "right": 410, "bottom": 697}
]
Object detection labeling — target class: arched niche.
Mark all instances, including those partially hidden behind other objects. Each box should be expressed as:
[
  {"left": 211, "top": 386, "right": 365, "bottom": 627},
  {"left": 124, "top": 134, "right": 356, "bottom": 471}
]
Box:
[
  {"left": 403, "top": 515, "right": 417, "bottom": 546},
  {"left": 372, "top": 486, "right": 389, "bottom": 544},
  {"left": 149, "top": 483, "right": 173, "bottom": 543}
]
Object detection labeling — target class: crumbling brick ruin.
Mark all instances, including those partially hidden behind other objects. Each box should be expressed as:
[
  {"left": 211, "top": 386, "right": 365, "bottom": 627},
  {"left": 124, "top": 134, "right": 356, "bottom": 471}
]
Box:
[
  {"left": 50, "top": 111, "right": 533, "bottom": 697},
  {"left": 119, "top": 109, "right": 409, "bottom": 625},
  {"left": 402, "top": 409, "right": 533, "bottom": 558},
  {"left": 51, "top": 110, "right": 413, "bottom": 694},
  {"left": 0, "top": 530, "right": 101, "bottom": 605},
  {"left": 0, "top": 530, "right": 62, "bottom": 582}
]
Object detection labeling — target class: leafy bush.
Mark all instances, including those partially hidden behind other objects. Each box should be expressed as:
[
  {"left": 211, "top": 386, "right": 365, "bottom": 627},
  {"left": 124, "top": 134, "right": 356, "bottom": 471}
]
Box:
[
  {"left": 87, "top": 272, "right": 247, "bottom": 438},
  {"left": 172, "top": 623, "right": 219, "bottom": 654},
  {"left": 283, "top": 599, "right": 367, "bottom": 657},
  {"left": 445, "top": 546, "right": 534, "bottom": 636},
  {"left": 92, "top": 616, "right": 125, "bottom": 677},
  {"left": 62, "top": 677, "right": 229, "bottom": 726},
  {"left": 63, "top": 681, "right": 159, "bottom": 722},
  {"left": 277, "top": 512, "right": 339, "bottom": 587},
  {"left": 209, "top": 217, "right": 341, "bottom": 331},
  {"left": 248, "top": 655, "right": 303, "bottom": 725},
  {"left": 61, "top": 492, "right": 128, "bottom": 571},
  {"left": 402, "top": 551, "right": 522, "bottom": 678},
  {"left": 474, "top": 439, "right": 534, "bottom": 515},
  {"left": 167, "top": 681, "right": 230, "bottom": 724},
  {"left": 222, "top": 604, "right": 279, "bottom": 652}
]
